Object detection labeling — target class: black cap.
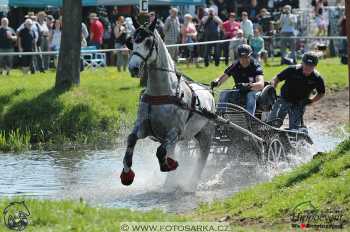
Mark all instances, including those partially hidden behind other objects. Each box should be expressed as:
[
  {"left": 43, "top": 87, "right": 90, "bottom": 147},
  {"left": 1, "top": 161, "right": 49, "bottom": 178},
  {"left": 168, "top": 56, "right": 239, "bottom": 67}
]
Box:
[
  {"left": 302, "top": 52, "right": 318, "bottom": 66},
  {"left": 237, "top": 44, "right": 252, "bottom": 57}
]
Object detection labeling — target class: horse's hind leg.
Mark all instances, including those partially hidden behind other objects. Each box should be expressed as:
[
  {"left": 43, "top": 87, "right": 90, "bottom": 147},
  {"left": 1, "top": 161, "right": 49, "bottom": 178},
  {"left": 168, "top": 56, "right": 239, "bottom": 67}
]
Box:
[
  {"left": 120, "top": 133, "right": 138, "bottom": 185},
  {"left": 191, "top": 126, "right": 213, "bottom": 186}
]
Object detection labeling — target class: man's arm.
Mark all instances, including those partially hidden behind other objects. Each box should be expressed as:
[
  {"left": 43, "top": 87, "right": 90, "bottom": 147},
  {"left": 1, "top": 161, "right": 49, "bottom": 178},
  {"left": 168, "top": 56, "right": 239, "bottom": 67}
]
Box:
[
  {"left": 6, "top": 30, "right": 17, "bottom": 41},
  {"left": 17, "top": 36, "right": 22, "bottom": 52},
  {"left": 250, "top": 75, "right": 264, "bottom": 91},
  {"left": 212, "top": 73, "right": 230, "bottom": 87},
  {"left": 270, "top": 66, "right": 290, "bottom": 88},
  {"left": 309, "top": 76, "right": 326, "bottom": 104},
  {"left": 90, "top": 24, "right": 95, "bottom": 41},
  {"left": 309, "top": 93, "right": 324, "bottom": 104},
  {"left": 201, "top": 16, "right": 209, "bottom": 24},
  {"left": 82, "top": 23, "right": 89, "bottom": 39},
  {"left": 214, "top": 16, "right": 223, "bottom": 26},
  {"left": 270, "top": 76, "right": 280, "bottom": 88},
  {"left": 163, "top": 17, "right": 170, "bottom": 32}
]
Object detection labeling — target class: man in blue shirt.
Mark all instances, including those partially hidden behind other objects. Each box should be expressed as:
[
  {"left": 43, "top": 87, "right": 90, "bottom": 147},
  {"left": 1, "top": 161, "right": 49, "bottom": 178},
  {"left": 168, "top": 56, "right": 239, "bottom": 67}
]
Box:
[{"left": 211, "top": 44, "right": 265, "bottom": 115}]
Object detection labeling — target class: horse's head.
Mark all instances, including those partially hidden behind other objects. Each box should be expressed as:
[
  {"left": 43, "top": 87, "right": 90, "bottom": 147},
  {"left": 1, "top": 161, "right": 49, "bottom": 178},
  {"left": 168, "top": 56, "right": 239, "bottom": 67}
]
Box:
[{"left": 127, "top": 18, "right": 158, "bottom": 77}]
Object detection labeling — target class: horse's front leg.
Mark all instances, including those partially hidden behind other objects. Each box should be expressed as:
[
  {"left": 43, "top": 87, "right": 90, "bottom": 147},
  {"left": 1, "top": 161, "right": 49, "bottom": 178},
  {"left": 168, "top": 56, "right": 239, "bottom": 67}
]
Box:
[
  {"left": 120, "top": 133, "right": 138, "bottom": 185},
  {"left": 156, "top": 129, "right": 179, "bottom": 172}
]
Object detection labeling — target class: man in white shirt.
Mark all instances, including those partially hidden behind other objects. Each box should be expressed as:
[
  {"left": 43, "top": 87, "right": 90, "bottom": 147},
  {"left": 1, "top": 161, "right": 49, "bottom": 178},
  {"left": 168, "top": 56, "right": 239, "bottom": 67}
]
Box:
[
  {"left": 279, "top": 5, "right": 297, "bottom": 64},
  {"left": 37, "top": 11, "right": 49, "bottom": 70},
  {"left": 240, "top": 11, "right": 253, "bottom": 41},
  {"left": 164, "top": 8, "right": 181, "bottom": 62}
]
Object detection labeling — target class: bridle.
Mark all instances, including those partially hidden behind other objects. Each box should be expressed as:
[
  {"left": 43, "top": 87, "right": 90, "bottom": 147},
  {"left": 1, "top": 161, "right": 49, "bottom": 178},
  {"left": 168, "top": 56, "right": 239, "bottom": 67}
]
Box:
[
  {"left": 129, "top": 26, "right": 183, "bottom": 96},
  {"left": 131, "top": 36, "right": 157, "bottom": 64},
  {"left": 130, "top": 27, "right": 159, "bottom": 77}
]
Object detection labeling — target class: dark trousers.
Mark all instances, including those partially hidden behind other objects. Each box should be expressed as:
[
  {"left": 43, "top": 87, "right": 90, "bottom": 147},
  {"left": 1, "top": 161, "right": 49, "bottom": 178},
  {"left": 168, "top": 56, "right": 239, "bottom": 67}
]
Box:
[
  {"left": 268, "top": 97, "right": 306, "bottom": 129},
  {"left": 33, "top": 45, "right": 45, "bottom": 72},
  {"left": 204, "top": 42, "right": 220, "bottom": 66},
  {"left": 222, "top": 41, "right": 230, "bottom": 65}
]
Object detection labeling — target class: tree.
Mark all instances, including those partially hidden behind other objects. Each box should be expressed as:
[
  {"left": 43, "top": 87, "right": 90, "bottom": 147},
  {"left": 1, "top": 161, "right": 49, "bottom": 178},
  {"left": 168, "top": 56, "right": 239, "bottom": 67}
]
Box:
[
  {"left": 346, "top": 0, "right": 350, "bottom": 102},
  {"left": 55, "top": 0, "right": 82, "bottom": 88}
]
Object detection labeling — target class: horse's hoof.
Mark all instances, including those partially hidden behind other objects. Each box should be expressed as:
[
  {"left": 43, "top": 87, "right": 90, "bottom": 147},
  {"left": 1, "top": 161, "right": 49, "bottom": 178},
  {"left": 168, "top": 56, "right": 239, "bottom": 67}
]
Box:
[
  {"left": 120, "top": 169, "right": 135, "bottom": 186},
  {"left": 160, "top": 157, "right": 179, "bottom": 172}
]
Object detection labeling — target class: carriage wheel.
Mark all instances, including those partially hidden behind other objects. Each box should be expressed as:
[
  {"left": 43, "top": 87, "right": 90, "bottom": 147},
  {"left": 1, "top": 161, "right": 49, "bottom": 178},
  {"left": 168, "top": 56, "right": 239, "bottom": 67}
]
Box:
[{"left": 265, "top": 136, "right": 287, "bottom": 169}]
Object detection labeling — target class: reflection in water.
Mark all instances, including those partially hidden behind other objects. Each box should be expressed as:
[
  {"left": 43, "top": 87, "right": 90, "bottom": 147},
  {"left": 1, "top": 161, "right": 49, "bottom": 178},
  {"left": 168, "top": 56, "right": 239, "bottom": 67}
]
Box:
[{"left": 0, "top": 128, "right": 346, "bottom": 213}]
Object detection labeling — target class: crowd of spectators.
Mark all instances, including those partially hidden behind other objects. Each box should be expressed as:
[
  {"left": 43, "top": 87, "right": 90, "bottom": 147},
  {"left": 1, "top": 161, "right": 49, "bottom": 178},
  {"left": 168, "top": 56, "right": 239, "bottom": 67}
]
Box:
[{"left": 0, "top": 0, "right": 346, "bottom": 75}]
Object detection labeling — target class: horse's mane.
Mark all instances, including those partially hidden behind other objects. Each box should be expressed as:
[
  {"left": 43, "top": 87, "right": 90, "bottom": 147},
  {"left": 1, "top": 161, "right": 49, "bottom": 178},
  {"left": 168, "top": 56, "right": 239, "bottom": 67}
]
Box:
[{"left": 153, "top": 30, "right": 176, "bottom": 71}]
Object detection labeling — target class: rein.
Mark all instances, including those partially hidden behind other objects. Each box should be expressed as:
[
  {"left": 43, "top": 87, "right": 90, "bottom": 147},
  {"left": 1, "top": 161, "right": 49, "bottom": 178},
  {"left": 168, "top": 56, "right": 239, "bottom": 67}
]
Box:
[{"left": 131, "top": 28, "right": 198, "bottom": 110}]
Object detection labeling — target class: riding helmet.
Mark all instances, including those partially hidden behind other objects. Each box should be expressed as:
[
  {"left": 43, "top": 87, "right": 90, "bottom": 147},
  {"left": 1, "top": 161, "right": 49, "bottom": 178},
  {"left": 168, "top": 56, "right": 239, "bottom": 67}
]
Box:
[
  {"left": 237, "top": 44, "right": 253, "bottom": 57},
  {"left": 302, "top": 52, "right": 318, "bottom": 66}
]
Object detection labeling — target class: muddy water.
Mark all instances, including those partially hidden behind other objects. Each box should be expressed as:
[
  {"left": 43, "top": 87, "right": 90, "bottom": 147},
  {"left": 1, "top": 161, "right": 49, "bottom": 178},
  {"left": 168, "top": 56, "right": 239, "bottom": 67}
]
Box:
[{"left": 0, "top": 126, "right": 347, "bottom": 213}]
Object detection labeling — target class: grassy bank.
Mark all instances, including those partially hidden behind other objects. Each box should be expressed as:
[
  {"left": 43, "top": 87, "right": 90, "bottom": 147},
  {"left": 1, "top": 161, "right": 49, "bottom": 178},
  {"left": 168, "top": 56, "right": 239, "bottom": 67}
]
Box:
[
  {"left": 0, "top": 58, "right": 347, "bottom": 151},
  {"left": 0, "top": 198, "right": 185, "bottom": 232},
  {"left": 195, "top": 138, "right": 350, "bottom": 229},
  {"left": 0, "top": 138, "right": 348, "bottom": 231}
]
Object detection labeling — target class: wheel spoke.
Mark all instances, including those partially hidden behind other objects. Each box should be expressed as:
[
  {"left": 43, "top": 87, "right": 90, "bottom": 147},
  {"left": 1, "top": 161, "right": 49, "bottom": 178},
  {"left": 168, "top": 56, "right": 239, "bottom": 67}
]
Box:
[
  {"left": 274, "top": 142, "right": 278, "bottom": 156},
  {"left": 266, "top": 137, "right": 288, "bottom": 169},
  {"left": 277, "top": 145, "right": 282, "bottom": 160}
]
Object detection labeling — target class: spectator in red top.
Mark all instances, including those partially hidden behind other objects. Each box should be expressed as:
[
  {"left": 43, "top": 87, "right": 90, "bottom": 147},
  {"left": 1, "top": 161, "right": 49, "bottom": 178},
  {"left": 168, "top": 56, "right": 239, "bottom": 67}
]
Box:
[
  {"left": 221, "top": 12, "right": 240, "bottom": 65},
  {"left": 89, "top": 13, "right": 104, "bottom": 49}
]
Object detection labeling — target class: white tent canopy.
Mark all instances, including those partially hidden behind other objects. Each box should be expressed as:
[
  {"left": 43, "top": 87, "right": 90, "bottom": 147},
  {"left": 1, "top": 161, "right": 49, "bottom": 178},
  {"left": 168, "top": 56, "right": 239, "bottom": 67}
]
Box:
[
  {"left": 8, "top": 0, "right": 204, "bottom": 7},
  {"left": 98, "top": 0, "right": 204, "bottom": 5},
  {"left": 0, "top": 0, "right": 9, "bottom": 11}
]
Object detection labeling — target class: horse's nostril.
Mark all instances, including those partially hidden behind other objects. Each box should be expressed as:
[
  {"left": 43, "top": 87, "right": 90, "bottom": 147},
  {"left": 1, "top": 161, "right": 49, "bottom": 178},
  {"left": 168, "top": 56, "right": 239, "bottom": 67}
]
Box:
[{"left": 134, "top": 68, "right": 139, "bottom": 74}]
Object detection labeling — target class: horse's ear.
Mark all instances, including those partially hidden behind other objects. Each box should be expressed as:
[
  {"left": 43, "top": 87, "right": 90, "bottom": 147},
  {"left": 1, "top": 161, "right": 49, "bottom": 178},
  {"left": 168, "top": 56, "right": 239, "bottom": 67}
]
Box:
[
  {"left": 132, "top": 17, "right": 140, "bottom": 29},
  {"left": 148, "top": 17, "right": 157, "bottom": 32},
  {"left": 125, "top": 36, "right": 133, "bottom": 50}
]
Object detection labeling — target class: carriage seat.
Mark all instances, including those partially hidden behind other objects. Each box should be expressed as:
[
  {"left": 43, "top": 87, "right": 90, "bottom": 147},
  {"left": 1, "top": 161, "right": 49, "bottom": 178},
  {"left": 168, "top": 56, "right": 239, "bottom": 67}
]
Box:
[{"left": 218, "top": 84, "right": 277, "bottom": 113}]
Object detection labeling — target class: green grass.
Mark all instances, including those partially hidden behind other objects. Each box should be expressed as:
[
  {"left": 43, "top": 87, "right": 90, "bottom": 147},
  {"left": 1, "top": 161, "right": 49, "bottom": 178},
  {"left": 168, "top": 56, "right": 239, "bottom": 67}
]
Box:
[
  {"left": 0, "top": 198, "right": 186, "bottom": 232},
  {"left": 0, "top": 129, "right": 31, "bottom": 152},
  {"left": 195, "top": 139, "right": 350, "bottom": 228},
  {"left": 180, "top": 57, "right": 348, "bottom": 90},
  {"left": 0, "top": 138, "right": 348, "bottom": 231},
  {"left": 0, "top": 58, "right": 347, "bottom": 151}
]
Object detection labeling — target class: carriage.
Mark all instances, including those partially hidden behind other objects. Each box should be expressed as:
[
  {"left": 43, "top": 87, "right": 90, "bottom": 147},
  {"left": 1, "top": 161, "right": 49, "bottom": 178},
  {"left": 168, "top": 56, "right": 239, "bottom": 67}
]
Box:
[
  {"left": 209, "top": 86, "right": 313, "bottom": 168},
  {"left": 175, "top": 82, "right": 313, "bottom": 172}
]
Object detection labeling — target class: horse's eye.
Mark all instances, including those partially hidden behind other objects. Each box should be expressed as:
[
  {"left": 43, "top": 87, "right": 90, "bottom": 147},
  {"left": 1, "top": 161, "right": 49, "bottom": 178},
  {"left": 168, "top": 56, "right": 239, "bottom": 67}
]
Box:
[
  {"left": 134, "top": 35, "right": 142, "bottom": 43},
  {"left": 145, "top": 38, "right": 152, "bottom": 49}
]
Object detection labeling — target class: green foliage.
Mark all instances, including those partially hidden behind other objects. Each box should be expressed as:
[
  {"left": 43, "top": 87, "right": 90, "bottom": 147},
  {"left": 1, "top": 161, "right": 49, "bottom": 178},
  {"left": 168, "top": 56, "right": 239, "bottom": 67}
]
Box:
[{"left": 0, "top": 58, "right": 347, "bottom": 151}]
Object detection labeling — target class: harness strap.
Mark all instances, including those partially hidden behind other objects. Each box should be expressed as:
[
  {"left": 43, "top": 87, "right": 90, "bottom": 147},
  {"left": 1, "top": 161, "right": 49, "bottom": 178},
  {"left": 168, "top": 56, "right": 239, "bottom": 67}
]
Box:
[{"left": 142, "top": 95, "right": 181, "bottom": 105}]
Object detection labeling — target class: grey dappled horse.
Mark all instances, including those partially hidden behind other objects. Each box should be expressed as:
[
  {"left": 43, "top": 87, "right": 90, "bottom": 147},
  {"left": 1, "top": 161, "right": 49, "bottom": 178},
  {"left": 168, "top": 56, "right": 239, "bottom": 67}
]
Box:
[{"left": 120, "top": 18, "right": 215, "bottom": 187}]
